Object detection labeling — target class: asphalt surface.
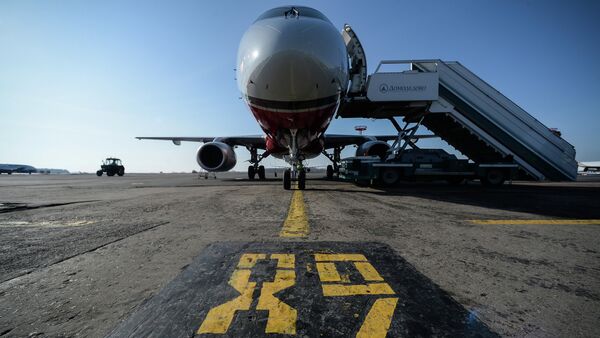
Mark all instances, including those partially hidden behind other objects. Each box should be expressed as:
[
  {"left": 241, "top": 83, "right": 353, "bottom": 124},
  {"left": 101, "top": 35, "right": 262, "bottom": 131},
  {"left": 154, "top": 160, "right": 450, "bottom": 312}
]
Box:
[{"left": 0, "top": 173, "right": 599, "bottom": 337}]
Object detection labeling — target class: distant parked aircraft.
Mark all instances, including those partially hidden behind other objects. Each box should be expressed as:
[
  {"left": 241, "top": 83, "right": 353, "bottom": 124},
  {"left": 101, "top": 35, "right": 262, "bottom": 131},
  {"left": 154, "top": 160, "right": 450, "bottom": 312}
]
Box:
[
  {"left": 0, "top": 164, "right": 37, "bottom": 174},
  {"left": 578, "top": 162, "right": 600, "bottom": 174}
]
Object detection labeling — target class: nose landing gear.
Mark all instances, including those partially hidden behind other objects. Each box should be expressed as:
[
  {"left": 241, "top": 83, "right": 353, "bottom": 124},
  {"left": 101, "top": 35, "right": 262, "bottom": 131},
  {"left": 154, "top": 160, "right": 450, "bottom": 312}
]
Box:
[
  {"left": 282, "top": 129, "right": 307, "bottom": 190},
  {"left": 283, "top": 166, "right": 306, "bottom": 190},
  {"left": 283, "top": 169, "right": 291, "bottom": 190},
  {"left": 326, "top": 165, "right": 334, "bottom": 179},
  {"left": 298, "top": 169, "right": 306, "bottom": 190}
]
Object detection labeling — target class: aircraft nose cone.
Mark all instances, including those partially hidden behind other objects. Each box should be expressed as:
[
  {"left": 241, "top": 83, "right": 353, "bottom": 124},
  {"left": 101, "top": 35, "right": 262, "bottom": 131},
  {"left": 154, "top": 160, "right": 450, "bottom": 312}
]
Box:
[
  {"left": 237, "top": 15, "right": 349, "bottom": 102},
  {"left": 248, "top": 50, "right": 331, "bottom": 101}
]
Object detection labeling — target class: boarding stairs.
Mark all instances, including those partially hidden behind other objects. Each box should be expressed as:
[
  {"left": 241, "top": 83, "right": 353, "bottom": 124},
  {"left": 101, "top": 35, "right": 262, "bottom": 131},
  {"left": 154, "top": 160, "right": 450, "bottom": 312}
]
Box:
[{"left": 337, "top": 59, "right": 577, "bottom": 181}]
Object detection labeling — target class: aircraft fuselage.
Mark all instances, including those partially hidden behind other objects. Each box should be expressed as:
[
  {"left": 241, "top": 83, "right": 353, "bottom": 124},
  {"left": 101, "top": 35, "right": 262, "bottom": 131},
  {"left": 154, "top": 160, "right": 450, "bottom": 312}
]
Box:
[{"left": 236, "top": 6, "right": 349, "bottom": 162}]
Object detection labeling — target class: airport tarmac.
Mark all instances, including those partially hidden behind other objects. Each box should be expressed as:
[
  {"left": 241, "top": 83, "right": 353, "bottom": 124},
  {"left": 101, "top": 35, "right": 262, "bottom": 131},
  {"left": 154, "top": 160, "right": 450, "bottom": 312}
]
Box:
[{"left": 1, "top": 173, "right": 599, "bottom": 337}]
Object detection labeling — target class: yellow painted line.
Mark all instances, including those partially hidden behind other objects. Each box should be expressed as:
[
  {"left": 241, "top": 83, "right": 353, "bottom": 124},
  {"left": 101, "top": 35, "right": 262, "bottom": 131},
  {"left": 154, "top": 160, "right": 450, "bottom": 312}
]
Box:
[
  {"left": 316, "top": 262, "right": 342, "bottom": 282},
  {"left": 356, "top": 297, "right": 399, "bottom": 338},
  {"left": 270, "top": 253, "right": 295, "bottom": 269},
  {"left": 469, "top": 219, "right": 600, "bottom": 225},
  {"left": 314, "top": 253, "right": 368, "bottom": 262},
  {"left": 321, "top": 282, "right": 395, "bottom": 297},
  {"left": 197, "top": 269, "right": 255, "bottom": 334},
  {"left": 279, "top": 190, "right": 309, "bottom": 237},
  {"left": 312, "top": 253, "right": 398, "bottom": 336},
  {"left": 199, "top": 254, "right": 298, "bottom": 334},
  {"left": 354, "top": 262, "right": 385, "bottom": 282},
  {"left": 236, "top": 253, "right": 267, "bottom": 269},
  {"left": 256, "top": 269, "right": 297, "bottom": 334}
]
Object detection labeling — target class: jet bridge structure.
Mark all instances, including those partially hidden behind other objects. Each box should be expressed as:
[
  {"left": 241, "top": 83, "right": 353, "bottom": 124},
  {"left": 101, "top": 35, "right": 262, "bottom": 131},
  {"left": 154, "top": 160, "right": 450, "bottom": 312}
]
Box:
[{"left": 337, "top": 59, "right": 577, "bottom": 181}]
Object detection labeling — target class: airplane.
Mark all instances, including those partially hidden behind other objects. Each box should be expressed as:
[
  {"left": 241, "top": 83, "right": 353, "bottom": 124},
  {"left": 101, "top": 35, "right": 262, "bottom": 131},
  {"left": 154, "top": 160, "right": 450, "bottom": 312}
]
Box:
[
  {"left": 578, "top": 162, "right": 600, "bottom": 175},
  {"left": 0, "top": 164, "right": 37, "bottom": 175},
  {"left": 137, "top": 6, "right": 430, "bottom": 190}
]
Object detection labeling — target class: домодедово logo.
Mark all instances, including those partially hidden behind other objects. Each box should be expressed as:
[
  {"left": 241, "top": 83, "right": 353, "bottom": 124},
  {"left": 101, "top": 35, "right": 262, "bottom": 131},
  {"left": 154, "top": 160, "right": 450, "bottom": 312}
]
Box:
[{"left": 379, "top": 83, "right": 388, "bottom": 93}]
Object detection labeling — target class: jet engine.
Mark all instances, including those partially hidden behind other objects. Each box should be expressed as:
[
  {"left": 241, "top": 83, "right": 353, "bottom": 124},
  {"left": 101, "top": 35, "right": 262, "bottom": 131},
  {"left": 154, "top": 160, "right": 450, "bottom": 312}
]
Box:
[
  {"left": 356, "top": 141, "right": 390, "bottom": 159},
  {"left": 196, "top": 142, "right": 237, "bottom": 171}
]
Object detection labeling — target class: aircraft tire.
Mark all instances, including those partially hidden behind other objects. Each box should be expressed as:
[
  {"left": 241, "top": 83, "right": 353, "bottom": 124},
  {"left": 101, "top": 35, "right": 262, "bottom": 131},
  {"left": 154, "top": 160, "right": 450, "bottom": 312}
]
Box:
[
  {"left": 326, "top": 165, "right": 334, "bottom": 179},
  {"left": 248, "top": 165, "right": 255, "bottom": 180},
  {"left": 258, "top": 165, "right": 266, "bottom": 180},
  {"left": 380, "top": 168, "right": 399, "bottom": 186},
  {"left": 283, "top": 169, "right": 291, "bottom": 190},
  {"left": 298, "top": 170, "right": 306, "bottom": 190},
  {"left": 481, "top": 169, "right": 505, "bottom": 187}
]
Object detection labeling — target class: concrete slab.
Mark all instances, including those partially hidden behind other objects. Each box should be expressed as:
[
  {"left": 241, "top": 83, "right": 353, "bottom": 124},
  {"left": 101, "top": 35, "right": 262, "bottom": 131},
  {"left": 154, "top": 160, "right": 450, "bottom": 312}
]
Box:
[{"left": 1, "top": 174, "right": 599, "bottom": 337}]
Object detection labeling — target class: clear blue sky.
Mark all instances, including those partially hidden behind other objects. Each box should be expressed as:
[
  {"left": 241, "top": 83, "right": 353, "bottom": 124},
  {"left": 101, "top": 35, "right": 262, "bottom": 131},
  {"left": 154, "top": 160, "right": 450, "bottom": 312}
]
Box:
[{"left": 1, "top": 0, "right": 599, "bottom": 172}]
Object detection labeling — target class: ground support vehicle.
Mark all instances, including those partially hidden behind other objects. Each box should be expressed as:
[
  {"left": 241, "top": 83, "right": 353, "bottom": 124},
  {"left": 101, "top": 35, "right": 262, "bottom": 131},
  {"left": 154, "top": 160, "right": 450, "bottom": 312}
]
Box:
[
  {"left": 340, "top": 149, "right": 518, "bottom": 187},
  {"left": 96, "top": 158, "right": 125, "bottom": 177}
]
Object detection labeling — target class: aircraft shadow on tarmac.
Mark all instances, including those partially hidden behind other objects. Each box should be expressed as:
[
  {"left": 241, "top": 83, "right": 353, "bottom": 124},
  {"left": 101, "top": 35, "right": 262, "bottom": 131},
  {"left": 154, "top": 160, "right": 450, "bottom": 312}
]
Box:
[
  {"left": 219, "top": 178, "right": 281, "bottom": 182},
  {"left": 201, "top": 176, "right": 600, "bottom": 219},
  {"left": 306, "top": 181, "right": 600, "bottom": 219}
]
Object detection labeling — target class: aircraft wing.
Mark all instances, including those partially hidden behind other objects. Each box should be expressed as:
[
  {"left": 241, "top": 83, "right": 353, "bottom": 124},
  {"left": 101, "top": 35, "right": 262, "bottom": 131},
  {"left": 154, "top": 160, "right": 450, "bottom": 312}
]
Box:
[
  {"left": 323, "top": 134, "right": 437, "bottom": 149},
  {"left": 136, "top": 133, "right": 436, "bottom": 150},
  {"left": 136, "top": 135, "right": 266, "bottom": 148}
]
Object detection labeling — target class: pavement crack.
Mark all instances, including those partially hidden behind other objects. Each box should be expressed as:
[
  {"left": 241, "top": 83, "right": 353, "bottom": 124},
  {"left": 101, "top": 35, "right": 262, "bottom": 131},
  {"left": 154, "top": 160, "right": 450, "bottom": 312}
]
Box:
[
  {"left": 0, "top": 200, "right": 100, "bottom": 214},
  {"left": 0, "top": 328, "right": 13, "bottom": 336}
]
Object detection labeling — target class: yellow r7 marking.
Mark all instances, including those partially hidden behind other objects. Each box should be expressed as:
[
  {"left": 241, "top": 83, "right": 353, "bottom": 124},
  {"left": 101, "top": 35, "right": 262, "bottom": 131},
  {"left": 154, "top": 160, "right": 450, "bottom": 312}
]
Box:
[
  {"left": 280, "top": 190, "right": 309, "bottom": 237},
  {"left": 356, "top": 298, "right": 399, "bottom": 338}
]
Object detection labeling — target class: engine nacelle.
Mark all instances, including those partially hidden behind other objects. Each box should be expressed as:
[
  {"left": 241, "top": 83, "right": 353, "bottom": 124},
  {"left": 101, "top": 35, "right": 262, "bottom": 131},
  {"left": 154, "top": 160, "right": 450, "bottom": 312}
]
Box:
[
  {"left": 196, "top": 142, "right": 237, "bottom": 171},
  {"left": 356, "top": 141, "right": 390, "bottom": 159}
]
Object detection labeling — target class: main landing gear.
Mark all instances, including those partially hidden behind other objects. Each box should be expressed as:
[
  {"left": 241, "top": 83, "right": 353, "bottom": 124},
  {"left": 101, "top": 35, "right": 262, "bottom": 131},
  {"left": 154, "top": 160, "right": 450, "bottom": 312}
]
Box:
[
  {"left": 326, "top": 165, "right": 334, "bottom": 179},
  {"left": 298, "top": 169, "right": 306, "bottom": 190},
  {"left": 322, "top": 146, "right": 343, "bottom": 179},
  {"left": 248, "top": 165, "right": 266, "bottom": 180},
  {"left": 247, "top": 147, "right": 268, "bottom": 181}
]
